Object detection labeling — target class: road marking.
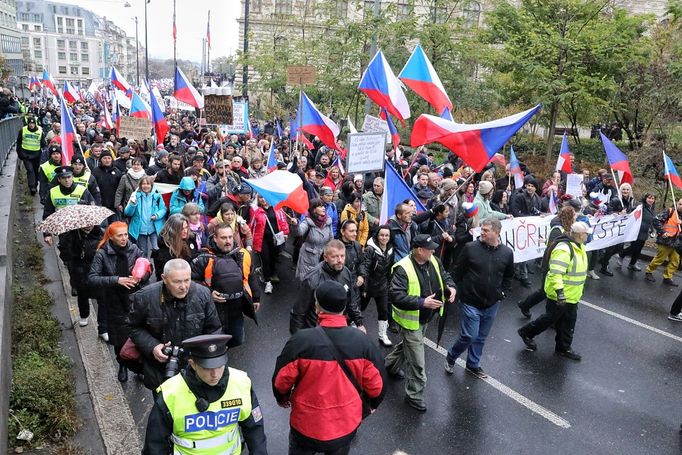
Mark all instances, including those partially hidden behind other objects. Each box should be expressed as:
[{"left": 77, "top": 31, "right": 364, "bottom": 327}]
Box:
[
  {"left": 579, "top": 299, "right": 682, "bottom": 343},
  {"left": 423, "top": 337, "right": 572, "bottom": 429}
]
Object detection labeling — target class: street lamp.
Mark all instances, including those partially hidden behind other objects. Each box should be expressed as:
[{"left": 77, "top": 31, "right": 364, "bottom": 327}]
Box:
[
  {"left": 133, "top": 16, "right": 139, "bottom": 85},
  {"left": 125, "top": 1, "right": 149, "bottom": 82}
]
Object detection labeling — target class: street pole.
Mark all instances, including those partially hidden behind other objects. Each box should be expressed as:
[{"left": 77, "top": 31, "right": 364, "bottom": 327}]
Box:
[
  {"left": 173, "top": 0, "right": 177, "bottom": 73},
  {"left": 242, "top": 0, "right": 250, "bottom": 98},
  {"left": 144, "top": 0, "right": 149, "bottom": 82},
  {"left": 207, "top": 10, "right": 211, "bottom": 75},
  {"left": 364, "top": 0, "right": 380, "bottom": 117},
  {"left": 134, "top": 16, "right": 139, "bottom": 86}
]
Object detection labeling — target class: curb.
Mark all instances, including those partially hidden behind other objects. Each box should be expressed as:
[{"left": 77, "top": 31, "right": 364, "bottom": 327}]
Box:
[{"left": 54, "top": 247, "right": 142, "bottom": 455}]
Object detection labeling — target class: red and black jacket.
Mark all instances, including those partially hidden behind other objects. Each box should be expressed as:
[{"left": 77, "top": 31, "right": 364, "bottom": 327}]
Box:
[{"left": 272, "top": 313, "right": 386, "bottom": 450}]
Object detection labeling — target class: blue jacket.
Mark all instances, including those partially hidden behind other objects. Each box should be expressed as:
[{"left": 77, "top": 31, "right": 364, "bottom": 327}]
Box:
[
  {"left": 325, "top": 201, "right": 339, "bottom": 237},
  {"left": 124, "top": 190, "right": 167, "bottom": 239}
]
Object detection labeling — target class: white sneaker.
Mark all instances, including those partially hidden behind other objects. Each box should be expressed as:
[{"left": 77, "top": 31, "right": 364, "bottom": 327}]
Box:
[
  {"left": 78, "top": 318, "right": 88, "bottom": 327},
  {"left": 264, "top": 281, "right": 273, "bottom": 294},
  {"left": 99, "top": 332, "right": 109, "bottom": 342},
  {"left": 588, "top": 270, "right": 600, "bottom": 280},
  {"left": 667, "top": 313, "right": 682, "bottom": 322},
  {"left": 616, "top": 257, "right": 623, "bottom": 268}
]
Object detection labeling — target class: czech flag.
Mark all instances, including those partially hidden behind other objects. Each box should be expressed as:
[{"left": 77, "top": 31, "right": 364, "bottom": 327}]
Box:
[
  {"left": 289, "top": 116, "right": 297, "bottom": 138},
  {"left": 599, "top": 131, "right": 633, "bottom": 184},
  {"left": 359, "top": 49, "right": 410, "bottom": 124},
  {"left": 440, "top": 107, "right": 454, "bottom": 121},
  {"left": 379, "top": 107, "right": 400, "bottom": 153},
  {"left": 174, "top": 66, "right": 204, "bottom": 109},
  {"left": 296, "top": 91, "right": 340, "bottom": 150},
  {"left": 100, "top": 103, "right": 113, "bottom": 130},
  {"left": 556, "top": 132, "right": 573, "bottom": 173},
  {"left": 41, "top": 69, "right": 58, "bottom": 97},
  {"left": 29, "top": 75, "right": 41, "bottom": 92},
  {"left": 59, "top": 97, "right": 77, "bottom": 164},
  {"left": 129, "top": 92, "right": 151, "bottom": 119},
  {"left": 509, "top": 145, "right": 524, "bottom": 189},
  {"left": 398, "top": 44, "right": 452, "bottom": 115},
  {"left": 663, "top": 151, "right": 682, "bottom": 190},
  {"left": 379, "top": 161, "right": 426, "bottom": 224},
  {"left": 298, "top": 132, "right": 315, "bottom": 150},
  {"left": 243, "top": 170, "right": 309, "bottom": 214},
  {"left": 62, "top": 81, "right": 80, "bottom": 104},
  {"left": 111, "top": 98, "right": 121, "bottom": 134},
  {"left": 150, "top": 91, "right": 169, "bottom": 145},
  {"left": 411, "top": 104, "right": 541, "bottom": 172},
  {"left": 110, "top": 66, "right": 131, "bottom": 93},
  {"left": 266, "top": 140, "right": 278, "bottom": 173}
]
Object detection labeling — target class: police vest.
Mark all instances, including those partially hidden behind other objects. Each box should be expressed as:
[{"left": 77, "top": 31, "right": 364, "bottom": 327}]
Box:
[
  {"left": 544, "top": 241, "right": 588, "bottom": 304},
  {"left": 391, "top": 255, "right": 445, "bottom": 330},
  {"left": 40, "top": 161, "right": 59, "bottom": 182},
  {"left": 50, "top": 184, "right": 86, "bottom": 210},
  {"left": 159, "top": 367, "right": 252, "bottom": 455},
  {"left": 73, "top": 170, "right": 91, "bottom": 188},
  {"left": 21, "top": 126, "right": 41, "bottom": 151}
]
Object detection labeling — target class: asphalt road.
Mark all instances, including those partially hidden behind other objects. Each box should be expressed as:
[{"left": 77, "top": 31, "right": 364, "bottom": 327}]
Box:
[{"left": 121, "top": 254, "right": 682, "bottom": 455}]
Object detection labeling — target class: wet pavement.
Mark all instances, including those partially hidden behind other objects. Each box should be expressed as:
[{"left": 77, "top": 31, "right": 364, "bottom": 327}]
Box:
[{"left": 121, "top": 255, "right": 682, "bottom": 454}]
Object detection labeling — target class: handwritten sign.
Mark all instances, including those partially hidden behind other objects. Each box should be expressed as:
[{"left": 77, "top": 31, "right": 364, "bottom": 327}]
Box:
[
  {"left": 204, "top": 95, "right": 233, "bottom": 125},
  {"left": 119, "top": 116, "right": 151, "bottom": 142},
  {"left": 219, "top": 101, "right": 248, "bottom": 135},
  {"left": 346, "top": 132, "right": 386, "bottom": 174},
  {"left": 566, "top": 173, "right": 584, "bottom": 198},
  {"left": 287, "top": 66, "right": 317, "bottom": 86},
  {"left": 362, "top": 115, "right": 390, "bottom": 143}
]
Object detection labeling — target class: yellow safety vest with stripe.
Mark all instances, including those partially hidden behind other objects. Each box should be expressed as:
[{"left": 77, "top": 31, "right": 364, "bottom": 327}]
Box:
[
  {"left": 50, "top": 184, "right": 86, "bottom": 210},
  {"left": 158, "top": 368, "right": 252, "bottom": 455},
  {"left": 40, "top": 161, "right": 59, "bottom": 182},
  {"left": 544, "top": 241, "right": 588, "bottom": 304},
  {"left": 391, "top": 255, "right": 445, "bottom": 330},
  {"left": 73, "top": 170, "right": 91, "bottom": 188},
  {"left": 21, "top": 126, "right": 41, "bottom": 151}
]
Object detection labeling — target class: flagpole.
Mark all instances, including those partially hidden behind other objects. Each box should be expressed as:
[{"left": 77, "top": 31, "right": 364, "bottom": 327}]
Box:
[
  {"left": 294, "top": 90, "right": 302, "bottom": 157},
  {"left": 663, "top": 151, "right": 679, "bottom": 225},
  {"left": 206, "top": 10, "right": 211, "bottom": 74},
  {"left": 610, "top": 167, "right": 623, "bottom": 206},
  {"left": 173, "top": 0, "right": 177, "bottom": 73}
]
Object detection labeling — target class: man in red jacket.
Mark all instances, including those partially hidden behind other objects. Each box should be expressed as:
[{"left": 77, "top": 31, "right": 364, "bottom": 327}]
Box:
[{"left": 272, "top": 281, "right": 386, "bottom": 455}]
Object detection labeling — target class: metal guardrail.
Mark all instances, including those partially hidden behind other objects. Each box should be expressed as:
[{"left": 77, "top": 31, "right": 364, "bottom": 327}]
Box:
[{"left": 0, "top": 116, "right": 23, "bottom": 173}]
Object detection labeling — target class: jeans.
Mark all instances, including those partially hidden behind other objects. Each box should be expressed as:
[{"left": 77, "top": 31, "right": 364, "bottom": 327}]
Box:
[
  {"left": 446, "top": 302, "right": 500, "bottom": 369},
  {"left": 519, "top": 299, "right": 578, "bottom": 352},
  {"left": 135, "top": 232, "right": 158, "bottom": 258},
  {"left": 385, "top": 324, "right": 427, "bottom": 402}
]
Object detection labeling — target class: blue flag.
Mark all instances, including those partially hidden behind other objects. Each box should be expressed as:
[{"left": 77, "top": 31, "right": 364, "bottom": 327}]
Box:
[
  {"left": 276, "top": 119, "right": 285, "bottom": 139},
  {"left": 289, "top": 116, "right": 298, "bottom": 138},
  {"left": 380, "top": 160, "right": 426, "bottom": 224}
]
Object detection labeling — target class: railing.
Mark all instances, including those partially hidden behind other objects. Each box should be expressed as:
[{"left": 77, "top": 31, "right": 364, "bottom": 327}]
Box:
[{"left": 0, "top": 116, "right": 22, "bottom": 173}]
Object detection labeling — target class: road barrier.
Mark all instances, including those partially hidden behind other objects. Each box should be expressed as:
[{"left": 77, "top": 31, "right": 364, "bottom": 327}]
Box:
[{"left": 0, "top": 116, "right": 22, "bottom": 172}]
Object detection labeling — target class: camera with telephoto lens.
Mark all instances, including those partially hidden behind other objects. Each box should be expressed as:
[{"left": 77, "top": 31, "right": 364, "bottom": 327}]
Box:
[{"left": 162, "top": 345, "right": 184, "bottom": 378}]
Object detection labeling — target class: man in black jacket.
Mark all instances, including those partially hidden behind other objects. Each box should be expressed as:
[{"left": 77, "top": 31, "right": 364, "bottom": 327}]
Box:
[
  {"left": 290, "top": 240, "right": 365, "bottom": 335},
  {"left": 128, "top": 259, "right": 222, "bottom": 391},
  {"left": 444, "top": 218, "right": 514, "bottom": 379},
  {"left": 92, "top": 150, "right": 122, "bottom": 213},
  {"left": 510, "top": 176, "right": 543, "bottom": 287}
]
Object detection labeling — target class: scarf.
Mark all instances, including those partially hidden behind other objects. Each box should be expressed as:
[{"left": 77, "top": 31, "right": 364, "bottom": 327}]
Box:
[
  {"left": 312, "top": 213, "right": 328, "bottom": 229},
  {"left": 127, "top": 167, "right": 146, "bottom": 179},
  {"left": 189, "top": 221, "right": 203, "bottom": 249},
  {"left": 111, "top": 242, "right": 132, "bottom": 298}
]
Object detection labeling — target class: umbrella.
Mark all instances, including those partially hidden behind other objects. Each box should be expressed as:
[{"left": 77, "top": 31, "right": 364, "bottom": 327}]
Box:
[{"left": 36, "top": 204, "right": 114, "bottom": 235}]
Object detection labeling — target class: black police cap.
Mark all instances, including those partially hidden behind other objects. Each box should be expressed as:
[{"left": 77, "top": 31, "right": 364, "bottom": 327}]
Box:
[{"left": 182, "top": 334, "right": 232, "bottom": 369}]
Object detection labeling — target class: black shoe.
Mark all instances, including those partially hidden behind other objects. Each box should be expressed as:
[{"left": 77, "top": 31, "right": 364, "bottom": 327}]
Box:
[
  {"left": 555, "top": 349, "right": 581, "bottom": 361},
  {"left": 388, "top": 321, "right": 399, "bottom": 334},
  {"left": 29, "top": 188, "right": 36, "bottom": 196},
  {"left": 465, "top": 366, "right": 488, "bottom": 379},
  {"left": 599, "top": 268, "right": 614, "bottom": 277},
  {"left": 118, "top": 365, "right": 128, "bottom": 382},
  {"left": 520, "top": 279, "right": 532, "bottom": 288},
  {"left": 71, "top": 288, "right": 78, "bottom": 297},
  {"left": 518, "top": 329, "right": 537, "bottom": 351},
  {"left": 517, "top": 301, "right": 531, "bottom": 319},
  {"left": 645, "top": 273, "right": 656, "bottom": 282},
  {"left": 663, "top": 278, "right": 679, "bottom": 287},
  {"left": 388, "top": 368, "right": 405, "bottom": 379},
  {"left": 404, "top": 396, "right": 427, "bottom": 412}
]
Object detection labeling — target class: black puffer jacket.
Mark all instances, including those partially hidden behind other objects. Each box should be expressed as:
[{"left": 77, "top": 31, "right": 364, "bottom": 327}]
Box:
[
  {"left": 59, "top": 227, "right": 104, "bottom": 298},
  {"left": 638, "top": 201, "right": 656, "bottom": 242},
  {"left": 342, "top": 239, "right": 362, "bottom": 276},
  {"left": 127, "top": 281, "right": 222, "bottom": 390},
  {"left": 511, "top": 189, "right": 543, "bottom": 217},
  {"left": 358, "top": 237, "right": 393, "bottom": 297},
  {"left": 291, "top": 262, "right": 363, "bottom": 334},
  {"left": 92, "top": 163, "right": 122, "bottom": 210}
]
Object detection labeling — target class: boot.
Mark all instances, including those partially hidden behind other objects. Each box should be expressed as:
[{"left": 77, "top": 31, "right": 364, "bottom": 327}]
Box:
[
  {"left": 118, "top": 364, "right": 128, "bottom": 382},
  {"left": 378, "top": 320, "right": 393, "bottom": 346}
]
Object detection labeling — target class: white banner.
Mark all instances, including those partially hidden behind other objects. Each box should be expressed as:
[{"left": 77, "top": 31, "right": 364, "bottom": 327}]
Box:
[
  {"left": 473, "top": 206, "right": 643, "bottom": 263},
  {"left": 220, "top": 101, "right": 248, "bottom": 135}
]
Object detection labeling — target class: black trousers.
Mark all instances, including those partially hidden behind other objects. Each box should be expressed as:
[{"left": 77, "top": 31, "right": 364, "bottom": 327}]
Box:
[
  {"left": 619, "top": 240, "right": 646, "bottom": 266},
  {"left": 289, "top": 432, "right": 351, "bottom": 455},
  {"left": 519, "top": 287, "right": 546, "bottom": 312},
  {"left": 215, "top": 303, "right": 245, "bottom": 348},
  {"left": 600, "top": 244, "right": 623, "bottom": 269},
  {"left": 519, "top": 299, "right": 578, "bottom": 352},
  {"left": 361, "top": 291, "right": 389, "bottom": 321},
  {"left": 21, "top": 155, "right": 40, "bottom": 191},
  {"left": 670, "top": 289, "right": 682, "bottom": 316},
  {"left": 259, "top": 238, "right": 280, "bottom": 281}
]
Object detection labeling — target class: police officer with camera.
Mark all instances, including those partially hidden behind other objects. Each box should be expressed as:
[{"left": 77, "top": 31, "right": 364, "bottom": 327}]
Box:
[
  {"left": 143, "top": 334, "right": 268, "bottom": 454},
  {"left": 128, "top": 259, "right": 223, "bottom": 392}
]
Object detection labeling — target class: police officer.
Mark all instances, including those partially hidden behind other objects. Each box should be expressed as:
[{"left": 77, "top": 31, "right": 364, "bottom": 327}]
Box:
[
  {"left": 16, "top": 116, "right": 45, "bottom": 195},
  {"left": 39, "top": 144, "right": 63, "bottom": 204},
  {"left": 43, "top": 166, "right": 95, "bottom": 246},
  {"left": 71, "top": 155, "right": 101, "bottom": 205},
  {"left": 142, "top": 334, "right": 268, "bottom": 455}
]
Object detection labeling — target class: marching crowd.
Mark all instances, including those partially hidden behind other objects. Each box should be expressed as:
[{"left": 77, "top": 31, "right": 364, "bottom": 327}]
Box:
[{"left": 12, "top": 96, "right": 682, "bottom": 454}]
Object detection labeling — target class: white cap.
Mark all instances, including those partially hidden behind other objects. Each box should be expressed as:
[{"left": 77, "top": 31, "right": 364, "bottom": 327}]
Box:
[{"left": 571, "top": 221, "right": 593, "bottom": 234}]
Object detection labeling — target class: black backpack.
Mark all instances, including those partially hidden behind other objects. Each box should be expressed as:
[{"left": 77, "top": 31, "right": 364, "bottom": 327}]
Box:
[{"left": 540, "top": 233, "right": 575, "bottom": 279}]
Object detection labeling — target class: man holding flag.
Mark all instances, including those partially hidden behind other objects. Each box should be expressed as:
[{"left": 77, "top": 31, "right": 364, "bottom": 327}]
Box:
[{"left": 645, "top": 198, "right": 682, "bottom": 287}]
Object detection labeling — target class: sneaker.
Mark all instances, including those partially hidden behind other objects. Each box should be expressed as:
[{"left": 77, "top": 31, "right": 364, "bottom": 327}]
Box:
[
  {"left": 667, "top": 313, "right": 682, "bottom": 322},
  {"left": 599, "top": 267, "right": 614, "bottom": 277},
  {"left": 517, "top": 301, "right": 531, "bottom": 319},
  {"left": 99, "top": 332, "right": 109, "bottom": 342},
  {"left": 628, "top": 264, "right": 642, "bottom": 272},
  {"left": 663, "top": 278, "right": 679, "bottom": 287},
  {"left": 588, "top": 270, "right": 600, "bottom": 280},
  {"left": 264, "top": 281, "right": 273, "bottom": 294},
  {"left": 465, "top": 366, "right": 488, "bottom": 379},
  {"left": 616, "top": 257, "right": 623, "bottom": 268},
  {"left": 444, "top": 359, "right": 456, "bottom": 374},
  {"left": 78, "top": 318, "right": 88, "bottom": 327},
  {"left": 645, "top": 273, "right": 655, "bottom": 282},
  {"left": 518, "top": 329, "right": 537, "bottom": 351},
  {"left": 555, "top": 349, "right": 581, "bottom": 361}
]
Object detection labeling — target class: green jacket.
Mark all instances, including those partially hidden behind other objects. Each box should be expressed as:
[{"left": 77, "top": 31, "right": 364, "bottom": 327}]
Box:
[
  {"left": 363, "top": 190, "right": 382, "bottom": 226},
  {"left": 473, "top": 192, "right": 507, "bottom": 221},
  {"left": 544, "top": 240, "right": 588, "bottom": 304}
]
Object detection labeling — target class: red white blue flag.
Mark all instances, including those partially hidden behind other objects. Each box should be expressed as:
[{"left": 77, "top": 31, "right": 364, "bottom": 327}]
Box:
[
  {"left": 556, "top": 132, "right": 573, "bottom": 173},
  {"left": 359, "top": 50, "right": 410, "bottom": 124},
  {"left": 663, "top": 151, "right": 682, "bottom": 190},
  {"left": 129, "top": 92, "right": 151, "bottom": 119},
  {"left": 41, "top": 69, "right": 58, "bottom": 97},
  {"left": 174, "top": 66, "right": 204, "bottom": 109},
  {"left": 150, "top": 92, "right": 169, "bottom": 145},
  {"left": 399, "top": 44, "right": 452, "bottom": 115},
  {"left": 599, "top": 131, "right": 633, "bottom": 184},
  {"left": 59, "top": 97, "right": 77, "bottom": 164},
  {"left": 296, "top": 91, "right": 340, "bottom": 150},
  {"left": 243, "top": 171, "right": 309, "bottom": 214},
  {"left": 110, "top": 66, "right": 131, "bottom": 93},
  {"left": 62, "top": 81, "right": 80, "bottom": 104}
]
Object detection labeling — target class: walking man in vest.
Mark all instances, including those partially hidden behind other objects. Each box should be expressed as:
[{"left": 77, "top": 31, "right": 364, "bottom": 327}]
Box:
[
  {"left": 191, "top": 224, "right": 260, "bottom": 348},
  {"left": 517, "top": 221, "right": 590, "bottom": 361},
  {"left": 645, "top": 198, "right": 682, "bottom": 286},
  {"left": 444, "top": 218, "right": 514, "bottom": 378},
  {"left": 71, "top": 155, "right": 101, "bottom": 205},
  {"left": 385, "top": 234, "right": 456, "bottom": 412},
  {"left": 142, "top": 334, "right": 268, "bottom": 455},
  {"left": 38, "top": 144, "right": 63, "bottom": 204},
  {"left": 16, "top": 116, "right": 45, "bottom": 196},
  {"left": 43, "top": 166, "right": 95, "bottom": 246}
]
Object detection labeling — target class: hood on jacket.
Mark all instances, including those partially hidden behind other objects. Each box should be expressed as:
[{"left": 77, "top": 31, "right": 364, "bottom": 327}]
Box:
[
  {"left": 179, "top": 176, "right": 196, "bottom": 191},
  {"left": 366, "top": 236, "right": 392, "bottom": 257}
]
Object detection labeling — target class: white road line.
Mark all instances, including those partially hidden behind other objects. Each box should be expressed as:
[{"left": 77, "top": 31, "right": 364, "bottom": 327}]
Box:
[
  {"left": 423, "top": 337, "right": 572, "bottom": 429},
  {"left": 580, "top": 299, "right": 682, "bottom": 343}
]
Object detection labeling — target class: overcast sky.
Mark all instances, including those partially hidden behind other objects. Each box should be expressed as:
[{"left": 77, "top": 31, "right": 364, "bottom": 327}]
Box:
[{"left": 54, "top": 0, "right": 240, "bottom": 62}]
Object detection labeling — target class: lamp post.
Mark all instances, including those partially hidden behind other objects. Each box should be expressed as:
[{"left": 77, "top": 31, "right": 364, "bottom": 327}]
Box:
[
  {"left": 144, "top": 0, "right": 149, "bottom": 82},
  {"left": 133, "top": 16, "right": 139, "bottom": 85}
]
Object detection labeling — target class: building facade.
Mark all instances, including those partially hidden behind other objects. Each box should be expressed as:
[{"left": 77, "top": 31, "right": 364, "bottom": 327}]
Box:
[{"left": 0, "top": 0, "right": 22, "bottom": 77}]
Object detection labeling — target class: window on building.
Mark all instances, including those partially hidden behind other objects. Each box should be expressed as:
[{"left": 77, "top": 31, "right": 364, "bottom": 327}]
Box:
[
  {"left": 274, "top": 0, "right": 292, "bottom": 15},
  {"left": 70, "top": 66, "right": 78, "bottom": 75},
  {"left": 335, "top": 0, "right": 348, "bottom": 19},
  {"left": 81, "top": 42, "right": 88, "bottom": 50},
  {"left": 22, "top": 24, "right": 28, "bottom": 30},
  {"left": 77, "top": 19, "right": 83, "bottom": 35},
  {"left": 70, "top": 52, "right": 78, "bottom": 61},
  {"left": 31, "top": 13, "right": 40, "bottom": 22},
  {"left": 463, "top": 1, "right": 481, "bottom": 28},
  {"left": 59, "top": 65, "right": 67, "bottom": 74},
  {"left": 58, "top": 51, "right": 66, "bottom": 60},
  {"left": 66, "top": 18, "right": 75, "bottom": 34},
  {"left": 57, "top": 17, "right": 63, "bottom": 33},
  {"left": 32, "top": 37, "right": 40, "bottom": 47},
  {"left": 69, "top": 40, "right": 77, "bottom": 48},
  {"left": 82, "top": 67, "right": 89, "bottom": 75},
  {"left": 34, "top": 25, "right": 41, "bottom": 31},
  {"left": 57, "top": 39, "right": 65, "bottom": 49},
  {"left": 81, "top": 53, "right": 88, "bottom": 62},
  {"left": 21, "top": 36, "right": 28, "bottom": 46},
  {"left": 20, "top": 13, "right": 29, "bottom": 21},
  {"left": 34, "top": 49, "right": 42, "bottom": 59},
  {"left": 396, "top": 0, "right": 413, "bottom": 20}
]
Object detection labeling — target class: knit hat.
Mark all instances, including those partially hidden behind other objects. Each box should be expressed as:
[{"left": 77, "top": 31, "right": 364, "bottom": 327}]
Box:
[
  {"left": 524, "top": 175, "right": 538, "bottom": 189},
  {"left": 478, "top": 180, "right": 494, "bottom": 195},
  {"left": 320, "top": 186, "right": 333, "bottom": 196},
  {"left": 462, "top": 202, "right": 479, "bottom": 218},
  {"left": 156, "top": 150, "right": 169, "bottom": 160},
  {"left": 315, "top": 281, "right": 347, "bottom": 313},
  {"left": 442, "top": 179, "right": 457, "bottom": 192},
  {"left": 100, "top": 150, "right": 113, "bottom": 158}
]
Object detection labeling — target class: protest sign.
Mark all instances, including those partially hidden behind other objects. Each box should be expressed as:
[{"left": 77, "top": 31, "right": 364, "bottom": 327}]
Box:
[
  {"left": 472, "top": 206, "right": 643, "bottom": 263},
  {"left": 287, "top": 66, "right": 317, "bottom": 86},
  {"left": 220, "top": 101, "right": 248, "bottom": 135},
  {"left": 346, "top": 132, "right": 386, "bottom": 174},
  {"left": 119, "top": 116, "right": 151, "bottom": 142},
  {"left": 566, "top": 173, "right": 584, "bottom": 197},
  {"left": 204, "top": 95, "right": 233, "bottom": 125},
  {"left": 362, "top": 114, "right": 390, "bottom": 143}
]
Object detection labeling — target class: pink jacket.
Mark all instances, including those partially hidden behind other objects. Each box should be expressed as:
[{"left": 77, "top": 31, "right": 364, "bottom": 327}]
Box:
[{"left": 251, "top": 207, "right": 290, "bottom": 252}]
